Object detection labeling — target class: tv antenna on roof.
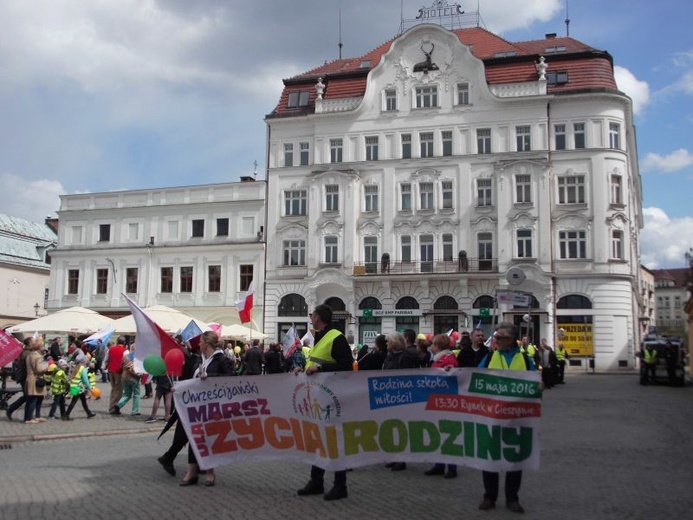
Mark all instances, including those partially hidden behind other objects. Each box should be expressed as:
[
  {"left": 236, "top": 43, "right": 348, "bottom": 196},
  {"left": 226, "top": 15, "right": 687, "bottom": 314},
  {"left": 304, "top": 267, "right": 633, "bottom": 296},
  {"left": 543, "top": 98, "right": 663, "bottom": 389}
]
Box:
[
  {"left": 338, "top": 9, "right": 343, "bottom": 60},
  {"left": 565, "top": 0, "right": 571, "bottom": 36}
]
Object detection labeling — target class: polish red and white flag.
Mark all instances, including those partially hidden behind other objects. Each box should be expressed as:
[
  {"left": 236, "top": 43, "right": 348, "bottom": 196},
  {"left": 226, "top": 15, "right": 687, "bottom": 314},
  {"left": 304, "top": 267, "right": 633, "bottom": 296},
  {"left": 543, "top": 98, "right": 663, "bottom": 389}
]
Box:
[
  {"left": 237, "top": 281, "right": 254, "bottom": 324},
  {"left": 123, "top": 294, "right": 182, "bottom": 369}
]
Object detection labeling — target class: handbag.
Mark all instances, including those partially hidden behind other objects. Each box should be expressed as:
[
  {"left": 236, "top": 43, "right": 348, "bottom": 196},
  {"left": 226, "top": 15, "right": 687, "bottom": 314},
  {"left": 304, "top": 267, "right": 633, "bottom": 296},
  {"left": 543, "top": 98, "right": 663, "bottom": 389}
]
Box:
[{"left": 35, "top": 376, "right": 46, "bottom": 388}]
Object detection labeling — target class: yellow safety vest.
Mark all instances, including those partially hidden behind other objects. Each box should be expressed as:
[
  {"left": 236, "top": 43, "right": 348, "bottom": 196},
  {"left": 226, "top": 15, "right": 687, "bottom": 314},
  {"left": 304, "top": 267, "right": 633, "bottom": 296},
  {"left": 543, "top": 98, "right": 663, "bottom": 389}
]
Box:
[
  {"left": 452, "top": 349, "right": 461, "bottom": 357},
  {"left": 644, "top": 349, "right": 658, "bottom": 364},
  {"left": 488, "top": 350, "right": 527, "bottom": 371},
  {"left": 50, "top": 369, "right": 68, "bottom": 395},
  {"left": 305, "top": 329, "right": 342, "bottom": 370},
  {"left": 555, "top": 347, "right": 567, "bottom": 362},
  {"left": 70, "top": 366, "right": 87, "bottom": 394}
]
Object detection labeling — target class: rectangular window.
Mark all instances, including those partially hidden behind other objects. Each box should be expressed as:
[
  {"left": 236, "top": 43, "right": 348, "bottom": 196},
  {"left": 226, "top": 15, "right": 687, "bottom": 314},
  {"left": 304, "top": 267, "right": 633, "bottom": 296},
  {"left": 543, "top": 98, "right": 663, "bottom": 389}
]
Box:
[
  {"left": 287, "top": 91, "right": 310, "bottom": 108},
  {"left": 546, "top": 70, "right": 569, "bottom": 85},
  {"left": 401, "top": 183, "right": 412, "bottom": 211},
  {"left": 574, "top": 123, "right": 585, "bottom": 149},
  {"left": 441, "top": 181, "right": 453, "bottom": 209},
  {"left": 99, "top": 224, "right": 111, "bottom": 242},
  {"left": 68, "top": 269, "right": 79, "bottom": 295},
  {"left": 126, "top": 267, "right": 138, "bottom": 294},
  {"left": 457, "top": 82, "right": 470, "bottom": 105},
  {"left": 442, "top": 131, "right": 453, "bottom": 156},
  {"left": 192, "top": 219, "right": 204, "bottom": 238},
  {"left": 330, "top": 138, "right": 343, "bottom": 163},
  {"left": 180, "top": 266, "right": 193, "bottom": 293},
  {"left": 216, "top": 218, "right": 229, "bottom": 236},
  {"left": 284, "top": 143, "right": 294, "bottom": 166},
  {"left": 401, "top": 134, "right": 412, "bottom": 159},
  {"left": 364, "top": 236, "right": 378, "bottom": 274},
  {"left": 477, "top": 128, "right": 491, "bottom": 154},
  {"left": 401, "top": 235, "right": 412, "bottom": 262},
  {"left": 128, "top": 223, "right": 139, "bottom": 241},
  {"left": 325, "top": 236, "right": 338, "bottom": 264},
  {"left": 555, "top": 124, "right": 566, "bottom": 150},
  {"left": 558, "top": 176, "right": 586, "bottom": 204},
  {"left": 419, "top": 182, "right": 434, "bottom": 209},
  {"left": 420, "top": 132, "right": 434, "bottom": 158},
  {"left": 415, "top": 86, "right": 438, "bottom": 108},
  {"left": 611, "top": 230, "right": 624, "bottom": 260},
  {"left": 240, "top": 265, "right": 253, "bottom": 291},
  {"left": 442, "top": 233, "right": 453, "bottom": 261},
  {"left": 208, "top": 265, "right": 221, "bottom": 292},
  {"left": 283, "top": 240, "right": 306, "bottom": 266},
  {"left": 325, "top": 185, "right": 339, "bottom": 212},
  {"left": 96, "top": 268, "right": 108, "bottom": 294},
  {"left": 420, "top": 234, "right": 434, "bottom": 272},
  {"left": 515, "top": 174, "right": 532, "bottom": 203},
  {"left": 364, "top": 185, "right": 379, "bottom": 212},
  {"left": 300, "top": 142, "right": 310, "bottom": 165},
  {"left": 385, "top": 89, "right": 397, "bottom": 111},
  {"left": 285, "top": 190, "right": 307, "bottom": 216},
  {"left": 516, "top": 125, "right": 531, "bottom": 151},
  {"left": 478, "top": 232, "right": 493, "bottom": 271},
  {"left": 559, "top": 230, "right": 587, "bottom": 259},
  {"left": 365, "top": 136, "right": 379, "bottom": 161},
  {"left": 609, "top": 122, "right": 620, "bottom": 149},
  {"left": 160, "top": 267, "right": 173, "bottom": 293},
  {"left": 610, "top": 175, "right": 623, "bottom": 205},
  {"left": 517, "top": 229, "right": 533, "bottom": 258},
  {"left": 477, "top": 179, "right": 492, "bottom": 207},
  {"left": 71, "top": 226, "right": 83, "bottom": 244}
]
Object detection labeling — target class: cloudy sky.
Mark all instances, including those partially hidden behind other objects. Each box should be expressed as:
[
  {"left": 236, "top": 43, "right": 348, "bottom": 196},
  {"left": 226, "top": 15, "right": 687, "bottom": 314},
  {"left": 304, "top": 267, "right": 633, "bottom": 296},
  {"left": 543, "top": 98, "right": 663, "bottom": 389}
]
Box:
[{"left": 1, "top": 0, "right": 691, "bottom": 269}]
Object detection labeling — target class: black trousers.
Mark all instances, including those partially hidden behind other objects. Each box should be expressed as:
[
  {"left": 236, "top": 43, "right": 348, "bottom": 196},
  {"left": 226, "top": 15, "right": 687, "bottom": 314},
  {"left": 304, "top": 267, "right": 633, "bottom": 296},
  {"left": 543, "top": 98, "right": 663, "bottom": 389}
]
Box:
[
  {"left": 161, "top": 420, "right": 189, "bottom": 464},
  {"left": 310, "top": 466, "right": 346, "bottom": 488},
  {"left": 482, "top": 470, "right": 522, "bottom": 503},
  {"left": 66, "top": 393, "right": 92, "bottom": 417},
  {"left": 557, "top": 360, "right": 566, "bottom": 382},
  {"left": 7, "top": 382, "right": 27, "bottom": 416}
]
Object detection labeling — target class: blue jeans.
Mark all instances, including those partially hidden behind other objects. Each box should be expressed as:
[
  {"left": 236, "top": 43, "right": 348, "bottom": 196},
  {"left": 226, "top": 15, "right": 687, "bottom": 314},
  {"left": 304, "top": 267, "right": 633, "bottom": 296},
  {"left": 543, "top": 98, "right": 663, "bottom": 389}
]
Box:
[
  {"left": 25, "top": 395, "right": 44, "bottom": 421},
  {"left": 117, "top": 380, "right": 141, "bottom": 414}
]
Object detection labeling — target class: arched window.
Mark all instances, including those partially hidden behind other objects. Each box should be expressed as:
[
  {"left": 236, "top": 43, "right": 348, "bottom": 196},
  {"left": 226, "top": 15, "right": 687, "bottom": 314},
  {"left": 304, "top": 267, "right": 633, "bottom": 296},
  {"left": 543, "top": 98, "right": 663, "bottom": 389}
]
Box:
[
  {"left": 434, "top": 296, "right": 458, "bottom": 310},
  {"left": 557, "top": 294, "right": 592, "bottom": 309},
  {"left": 324, "top": 297, "right": 346, "bottom": 311},
  {"left": 359, "top": 297, "right": 382, "bottom": 310},
  {"left": 396, "top": 296, "right": 419, "bottom": 309},
  {"left": 278, "top": 294, "right": 308, "bottom": 316},
  {"left": 473, "top": 295, "right": 495, "bottom": 308}
]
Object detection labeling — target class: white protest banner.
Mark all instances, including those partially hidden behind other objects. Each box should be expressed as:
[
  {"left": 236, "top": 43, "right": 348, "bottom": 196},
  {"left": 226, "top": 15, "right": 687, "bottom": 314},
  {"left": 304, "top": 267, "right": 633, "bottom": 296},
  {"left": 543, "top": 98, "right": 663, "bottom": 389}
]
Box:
[{"left": 174, "top": 368, "right": 542, "bottom": 473}]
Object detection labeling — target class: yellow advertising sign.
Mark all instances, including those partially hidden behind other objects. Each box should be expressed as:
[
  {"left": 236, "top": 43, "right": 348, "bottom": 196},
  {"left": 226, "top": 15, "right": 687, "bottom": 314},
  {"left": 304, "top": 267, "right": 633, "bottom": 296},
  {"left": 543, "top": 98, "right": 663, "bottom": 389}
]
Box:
[{"left": 558, "top": 323, "right": 594, "bottom": 357}]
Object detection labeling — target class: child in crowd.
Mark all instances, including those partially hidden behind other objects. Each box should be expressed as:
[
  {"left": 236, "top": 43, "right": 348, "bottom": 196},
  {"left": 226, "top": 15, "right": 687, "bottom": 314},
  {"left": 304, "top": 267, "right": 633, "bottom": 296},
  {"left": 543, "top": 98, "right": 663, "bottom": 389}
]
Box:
[
  {"left": 48, "top": 359, "right": 69, "bottom": 419},
  {"left": 145, "top": 374, "right": 172, "bottom": 423}
]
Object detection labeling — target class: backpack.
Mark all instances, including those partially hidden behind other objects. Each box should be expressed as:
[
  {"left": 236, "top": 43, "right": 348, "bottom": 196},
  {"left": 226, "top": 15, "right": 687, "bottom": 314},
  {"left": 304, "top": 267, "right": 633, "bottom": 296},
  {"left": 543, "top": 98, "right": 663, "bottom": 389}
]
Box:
[{"left": 11, "top": 351, "right": 27, "bottom": 382}]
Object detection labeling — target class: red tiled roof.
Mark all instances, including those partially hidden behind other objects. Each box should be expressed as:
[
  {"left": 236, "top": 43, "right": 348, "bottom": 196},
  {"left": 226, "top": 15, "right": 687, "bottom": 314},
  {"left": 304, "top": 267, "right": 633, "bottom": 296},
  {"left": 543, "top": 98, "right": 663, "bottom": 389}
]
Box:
[
  {"left": 652, "top": 268, "right": 691, "bottom": 288},
  {"left": 269, "top": 27, "right": 617, "bottom": 117}
]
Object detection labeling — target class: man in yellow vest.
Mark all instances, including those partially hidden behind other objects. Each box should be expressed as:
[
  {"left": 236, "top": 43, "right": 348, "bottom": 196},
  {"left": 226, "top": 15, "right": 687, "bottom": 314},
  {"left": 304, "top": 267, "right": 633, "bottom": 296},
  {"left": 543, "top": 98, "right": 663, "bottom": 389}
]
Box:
[
  {"left": 478, "top": 322, "right": 537, "bottom": 514},
  {"left": 555, "top": 342, "right": 569, "bottom": 384},
  {"left": 641, "top": 343, "right": 658, "bottom": 385},
  {"left": 296, "top": 304, "right": 354, "bottom": 501}
]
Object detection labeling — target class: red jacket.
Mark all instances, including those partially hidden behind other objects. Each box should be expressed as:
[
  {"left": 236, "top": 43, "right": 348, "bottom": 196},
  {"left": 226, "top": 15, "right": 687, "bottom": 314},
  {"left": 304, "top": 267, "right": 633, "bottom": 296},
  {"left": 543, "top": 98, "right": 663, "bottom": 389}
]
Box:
[
  {"left": 431, "top": 351, "right": 458, "bottom": 369},
  {"left": 106, "top": 344, "right": 126, "bottom": 373}
]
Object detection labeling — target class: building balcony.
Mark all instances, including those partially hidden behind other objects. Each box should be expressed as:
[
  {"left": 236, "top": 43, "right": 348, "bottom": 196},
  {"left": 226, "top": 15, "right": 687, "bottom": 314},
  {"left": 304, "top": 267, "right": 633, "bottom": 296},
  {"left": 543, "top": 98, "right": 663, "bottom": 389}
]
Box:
[{"left": 352, "top": 257, "right": 498, "bottom": 276}]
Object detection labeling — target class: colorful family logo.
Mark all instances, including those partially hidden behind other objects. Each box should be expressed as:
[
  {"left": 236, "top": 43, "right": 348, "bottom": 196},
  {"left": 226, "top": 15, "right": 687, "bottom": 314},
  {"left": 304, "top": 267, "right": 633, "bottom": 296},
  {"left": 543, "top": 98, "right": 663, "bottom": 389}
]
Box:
[{"left": 292, "top": 381, "right": 342, "bottom": 421}]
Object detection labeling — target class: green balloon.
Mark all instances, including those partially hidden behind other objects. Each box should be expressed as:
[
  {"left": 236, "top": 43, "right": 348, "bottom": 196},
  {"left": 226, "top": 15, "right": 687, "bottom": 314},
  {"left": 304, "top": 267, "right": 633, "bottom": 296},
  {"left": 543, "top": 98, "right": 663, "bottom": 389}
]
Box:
[{"left": 143, "top": 354, "right": 166, "bottom": 376}]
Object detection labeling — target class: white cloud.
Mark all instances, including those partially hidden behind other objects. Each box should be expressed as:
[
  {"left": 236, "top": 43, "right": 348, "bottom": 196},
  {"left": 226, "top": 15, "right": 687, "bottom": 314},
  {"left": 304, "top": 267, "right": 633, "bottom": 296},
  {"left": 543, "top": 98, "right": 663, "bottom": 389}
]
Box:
[
  {"left": 480, "top": 0, "right": 562, "bottom": 32},
  {"left": 614, "top": 66, "right": 650, "bottom": 115},
  {"left": 0, "top": 173, "right": 64, "bottom": 223},
  {"left": 641, "top": 148, "right": 693, "bottom": 173},
  {"left": 641, "top": 207, "right": 693, "bottom": 269}
]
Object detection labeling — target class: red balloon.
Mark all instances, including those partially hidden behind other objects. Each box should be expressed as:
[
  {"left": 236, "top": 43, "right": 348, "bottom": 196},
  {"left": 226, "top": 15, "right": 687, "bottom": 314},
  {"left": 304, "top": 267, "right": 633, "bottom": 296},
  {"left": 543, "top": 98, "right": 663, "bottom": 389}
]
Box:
[
  {"left": 164, "top": 348, "right": 185, "bottom": 377},
  {"left": 425, "top": 333, "right": 433, "bottom": 341},
  {"left": 451, "top": 331, "right": 460, "bottom": 341}
]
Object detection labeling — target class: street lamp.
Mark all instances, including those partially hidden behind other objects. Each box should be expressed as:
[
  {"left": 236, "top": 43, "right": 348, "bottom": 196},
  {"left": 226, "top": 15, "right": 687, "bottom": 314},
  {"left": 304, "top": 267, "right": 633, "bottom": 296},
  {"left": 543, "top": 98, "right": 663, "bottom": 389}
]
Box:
[{"left": 33, "top": 303, "right": 40, "bottom": 316}]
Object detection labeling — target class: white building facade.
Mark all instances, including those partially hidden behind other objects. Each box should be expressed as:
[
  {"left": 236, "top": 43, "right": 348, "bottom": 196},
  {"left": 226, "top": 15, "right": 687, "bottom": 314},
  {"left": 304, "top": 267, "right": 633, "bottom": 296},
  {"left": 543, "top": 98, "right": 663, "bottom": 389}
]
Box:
[
  {"left": 49, "top": 180, "right": 265, "bottom": 326},
  {"left": 264, "top": 24, "right": 643, "bottom": 371}
]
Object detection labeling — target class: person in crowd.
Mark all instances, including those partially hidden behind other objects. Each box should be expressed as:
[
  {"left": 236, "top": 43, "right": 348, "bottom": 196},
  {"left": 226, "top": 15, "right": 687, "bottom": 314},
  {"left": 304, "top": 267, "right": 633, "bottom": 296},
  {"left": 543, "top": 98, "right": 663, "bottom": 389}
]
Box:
[
  {"left": 114, "top": 345, "right": 142, "bottom": 416},
  {"left": 179, "top": 331, "right": 235, "bottom": 487},
  {"left": 64, "top": 355, "right": 95, "bottom": 420},
  {"left": 158, "top": 339, "right": 202, "bottom": 477},
  {"left": 285, "top": 340, "right": 307, "bottom": 372},
  {"left": 417, "top": 336, "right": 432, "bottom": 367},
  {"left": 555, "top": 342, "right": 569, "bottom": 384},
  {"left": 402, "top": 329, "right": 423, "bottom": 367},
  {"left": 296, "top": 304, "right": 353, "bottom": 501},
  {"left": 49, "top": 337, "right": 62, "bottom": 363},
  {"left": 146, "top": 374, "right": 173, "bottom": 423},
  {"left": 641, "top": 342, "right": 658, "bottom": 385},
  {"left": 6, "top": 338, "right": 32, "bottom": 421},
  {"left": 359, "top": 334, "right": 387, "bottom": 371},
  {"left": 457, "top": 328, "right": 488, "bottom": 369},
  {"left": 537, "top": 338, "right": 558, "bottom": 389},
  {"left": 24, "top": 335, "right": 49, "bottom": 424},
  {"left": 665, "top": 341, "right": 680, "bottom": 386},
  {"left": 477, "top": 322, "right": 537, "bottom": 514},
  {"left": 242, "top": 339, "right": 265, "bottom": 375},
  {"left": 382, "top": 330, "right": 418, "bottom": 472},
  {"left": 106, "top": 337, "right": 127, "bottom": 414},
  {"left": 48, "top": 358, "right": 69, "bottom": 419},
  {"left": 264, "top": 342, "right": 285, "bottom": 374},
  {"left": 520, "top": 336, "right": 538, "bottom": 365},
  {"left": 424, "top": 334, "right": 459, "bottom": 478}
]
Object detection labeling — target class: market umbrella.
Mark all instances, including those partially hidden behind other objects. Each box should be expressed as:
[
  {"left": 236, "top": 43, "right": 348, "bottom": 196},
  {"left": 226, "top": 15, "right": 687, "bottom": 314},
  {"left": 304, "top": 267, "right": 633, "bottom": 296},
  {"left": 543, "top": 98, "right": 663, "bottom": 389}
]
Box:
[
  {"left": 8, "top": 306, "right": 115, "bottom": 335},
  {"left": 112, "top": 305, "right": 207, "bottom": 335},
  {"left": 216, "top": 323, "right": 267, "bottom": 341}
]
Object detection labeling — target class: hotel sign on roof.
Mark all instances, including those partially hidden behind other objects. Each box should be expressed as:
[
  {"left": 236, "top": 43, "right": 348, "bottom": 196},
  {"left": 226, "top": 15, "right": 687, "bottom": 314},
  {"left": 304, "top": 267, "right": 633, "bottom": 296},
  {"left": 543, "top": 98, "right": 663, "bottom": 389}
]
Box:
[{"left": 416, "top": 1, "right": 464, "bottom": 20}]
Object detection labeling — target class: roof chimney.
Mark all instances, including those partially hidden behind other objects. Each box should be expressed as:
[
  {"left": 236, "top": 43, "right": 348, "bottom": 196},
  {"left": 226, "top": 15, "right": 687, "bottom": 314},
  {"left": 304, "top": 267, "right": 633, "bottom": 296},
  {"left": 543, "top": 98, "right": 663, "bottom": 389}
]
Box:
[{"left": 545, "top": 33, "right": 557, "bottom": 39}]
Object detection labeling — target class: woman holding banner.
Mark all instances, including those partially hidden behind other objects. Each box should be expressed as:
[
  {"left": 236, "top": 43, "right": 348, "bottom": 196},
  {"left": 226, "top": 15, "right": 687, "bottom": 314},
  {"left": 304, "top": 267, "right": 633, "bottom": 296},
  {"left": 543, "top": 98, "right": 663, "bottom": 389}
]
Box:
[{"left": 179, "top": 331, "right": 235, "bottom": 487}]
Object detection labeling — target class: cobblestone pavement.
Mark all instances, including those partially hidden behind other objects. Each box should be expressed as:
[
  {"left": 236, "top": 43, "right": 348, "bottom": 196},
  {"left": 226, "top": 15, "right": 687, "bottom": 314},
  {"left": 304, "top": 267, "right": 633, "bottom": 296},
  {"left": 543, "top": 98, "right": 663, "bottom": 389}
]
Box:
[{"left": 1, "top": 374, "right": 691, "bottom": 520}]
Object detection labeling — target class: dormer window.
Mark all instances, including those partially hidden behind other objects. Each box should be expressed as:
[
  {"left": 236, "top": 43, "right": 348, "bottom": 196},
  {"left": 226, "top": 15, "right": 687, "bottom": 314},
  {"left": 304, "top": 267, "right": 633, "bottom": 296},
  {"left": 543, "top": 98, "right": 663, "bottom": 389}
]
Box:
[
  {"left": 546, "top": 71, "right": 569, "bottom": 85},
  {"left": 287, "top": 91, "right": 310, "bottom": 108},
  {"left": 360, "top": 60, "right": 371, "bottom": 69},
  {"left": 544, "top": 45, "right": 567, "bottom": 53}
]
